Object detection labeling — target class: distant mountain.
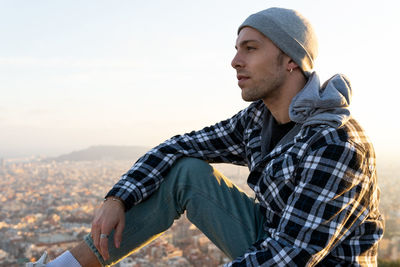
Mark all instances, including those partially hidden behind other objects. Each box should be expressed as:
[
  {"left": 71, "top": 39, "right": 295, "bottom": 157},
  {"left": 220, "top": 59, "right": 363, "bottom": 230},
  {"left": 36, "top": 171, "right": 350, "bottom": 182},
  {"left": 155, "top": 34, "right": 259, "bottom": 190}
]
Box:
[{"left": 52, "top": 145, "right": 150, "bottom": 161}]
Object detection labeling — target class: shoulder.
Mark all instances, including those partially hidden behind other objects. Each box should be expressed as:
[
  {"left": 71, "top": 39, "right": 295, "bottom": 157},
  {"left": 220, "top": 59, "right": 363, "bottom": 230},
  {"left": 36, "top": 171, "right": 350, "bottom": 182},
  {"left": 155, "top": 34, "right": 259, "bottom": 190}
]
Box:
[
  {"left": 243, "top": 100, "right": 265, "bottom": 118},
  {"left": 301, "top": 117, "right": 376, "bottom": 174},
  {"left": 308, "top": 117, "right": 374, "bottom": 154},
  {"left": 235, "top": 100, "right": 266, "bottom": 127},
  {"left": 287, "top": 120, "right": 375, "bottom": 193}
]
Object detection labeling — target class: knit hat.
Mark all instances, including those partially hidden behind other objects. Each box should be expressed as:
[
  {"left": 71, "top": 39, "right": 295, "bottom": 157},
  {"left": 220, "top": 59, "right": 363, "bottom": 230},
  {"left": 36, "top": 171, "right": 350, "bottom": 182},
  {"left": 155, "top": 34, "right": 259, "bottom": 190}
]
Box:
[{"left": 238, "top": 7, "right": 318, "bottom": 77}]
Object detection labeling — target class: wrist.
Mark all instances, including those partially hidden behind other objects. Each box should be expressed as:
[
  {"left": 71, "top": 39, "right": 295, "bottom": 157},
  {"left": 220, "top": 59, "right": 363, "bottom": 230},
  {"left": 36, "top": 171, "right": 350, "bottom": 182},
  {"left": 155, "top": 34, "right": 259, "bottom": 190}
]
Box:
[{"left": 103, "top": 196, "right": 126, "bottom": 211}]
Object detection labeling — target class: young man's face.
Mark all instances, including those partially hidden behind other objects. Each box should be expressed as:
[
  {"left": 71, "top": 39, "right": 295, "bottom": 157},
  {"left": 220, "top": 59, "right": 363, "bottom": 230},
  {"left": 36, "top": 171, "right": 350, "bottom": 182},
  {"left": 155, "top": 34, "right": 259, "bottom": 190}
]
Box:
[{"left": 231, "top": 27, "right": 288, "bottom": 102}]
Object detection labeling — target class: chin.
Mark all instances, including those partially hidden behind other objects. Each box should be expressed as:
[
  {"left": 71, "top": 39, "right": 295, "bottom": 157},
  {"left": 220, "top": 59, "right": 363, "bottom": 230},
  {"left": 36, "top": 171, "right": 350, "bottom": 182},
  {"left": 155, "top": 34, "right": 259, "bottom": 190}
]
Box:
[
  {"left": 241, "top": 93, "right": 258, "bottom": 102},
  {"left": 241, "top": 92, "right": 249, "bottom": 102},
  {"left": 241, "top": 86, "right": 261, "bottom": 101}
]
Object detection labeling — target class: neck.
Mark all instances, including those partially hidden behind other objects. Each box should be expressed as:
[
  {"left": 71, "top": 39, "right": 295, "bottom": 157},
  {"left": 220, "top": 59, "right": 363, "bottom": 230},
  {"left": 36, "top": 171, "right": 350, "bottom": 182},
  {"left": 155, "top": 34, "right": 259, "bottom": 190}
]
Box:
[{"left": 263, "top": 71, "right": 307, "bottom": 124}]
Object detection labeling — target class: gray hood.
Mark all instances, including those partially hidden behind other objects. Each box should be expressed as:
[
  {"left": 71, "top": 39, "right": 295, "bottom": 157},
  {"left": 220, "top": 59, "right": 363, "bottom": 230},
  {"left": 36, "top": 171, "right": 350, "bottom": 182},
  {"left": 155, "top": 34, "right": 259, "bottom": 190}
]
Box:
[{"left": 289, "top": 72, "right": 352, "bottom": 128}]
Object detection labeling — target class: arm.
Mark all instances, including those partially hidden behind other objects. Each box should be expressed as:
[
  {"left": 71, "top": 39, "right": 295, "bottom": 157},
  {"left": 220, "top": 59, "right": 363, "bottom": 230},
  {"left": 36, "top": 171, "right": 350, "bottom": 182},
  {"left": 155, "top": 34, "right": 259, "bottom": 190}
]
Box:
[
  {"left": 91, "top": 102, "right": 261, "bottom": 261},
  {"left": 227, "top": 133, "right": 379, "bottom": 266},
  {"left": 106, "top": 105, "right": 253, "bottom": 210}
]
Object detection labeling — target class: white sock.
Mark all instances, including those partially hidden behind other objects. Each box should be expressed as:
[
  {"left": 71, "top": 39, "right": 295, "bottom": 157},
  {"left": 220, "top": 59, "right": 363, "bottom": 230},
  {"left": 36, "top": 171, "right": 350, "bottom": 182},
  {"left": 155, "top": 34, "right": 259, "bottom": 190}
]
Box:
[{"left": 46, "top": 251, "right": 82, "bottom": 267}]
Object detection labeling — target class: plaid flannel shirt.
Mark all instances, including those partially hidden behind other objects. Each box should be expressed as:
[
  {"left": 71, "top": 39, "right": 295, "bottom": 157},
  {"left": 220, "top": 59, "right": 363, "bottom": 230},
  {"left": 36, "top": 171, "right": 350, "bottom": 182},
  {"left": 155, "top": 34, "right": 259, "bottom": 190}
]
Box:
[{"left": 106, "top": 100, "right": 384, "bottom": 266}]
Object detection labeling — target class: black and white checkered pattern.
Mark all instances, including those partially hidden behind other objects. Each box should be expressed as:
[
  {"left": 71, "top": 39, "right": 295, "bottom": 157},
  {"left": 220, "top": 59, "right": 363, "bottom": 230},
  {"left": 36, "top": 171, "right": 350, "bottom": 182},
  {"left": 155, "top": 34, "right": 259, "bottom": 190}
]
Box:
[{"left": 106, "top": 100, "right": 383, "bottom": 266}]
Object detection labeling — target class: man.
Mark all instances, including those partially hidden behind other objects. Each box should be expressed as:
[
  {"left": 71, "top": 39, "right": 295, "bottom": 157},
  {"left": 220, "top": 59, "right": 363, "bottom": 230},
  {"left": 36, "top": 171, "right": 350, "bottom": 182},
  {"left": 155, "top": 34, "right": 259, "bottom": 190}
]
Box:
[{"left": 28, "top": 7, "right": 384, "bottom": 267}]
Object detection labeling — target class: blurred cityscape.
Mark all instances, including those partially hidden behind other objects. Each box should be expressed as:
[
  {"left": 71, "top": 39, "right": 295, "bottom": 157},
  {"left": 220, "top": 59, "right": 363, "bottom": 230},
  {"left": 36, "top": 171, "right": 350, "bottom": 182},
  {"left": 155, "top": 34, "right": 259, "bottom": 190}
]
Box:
[{"left": 0, "top": 147, "right": 398, "bottom": 266}]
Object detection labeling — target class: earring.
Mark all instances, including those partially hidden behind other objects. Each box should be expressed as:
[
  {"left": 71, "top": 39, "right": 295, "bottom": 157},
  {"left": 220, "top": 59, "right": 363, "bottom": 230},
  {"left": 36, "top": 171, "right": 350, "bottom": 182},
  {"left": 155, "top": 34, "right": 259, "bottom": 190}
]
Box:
[{"left": 289, "top": 68, "right": 293, "bottom": 73}]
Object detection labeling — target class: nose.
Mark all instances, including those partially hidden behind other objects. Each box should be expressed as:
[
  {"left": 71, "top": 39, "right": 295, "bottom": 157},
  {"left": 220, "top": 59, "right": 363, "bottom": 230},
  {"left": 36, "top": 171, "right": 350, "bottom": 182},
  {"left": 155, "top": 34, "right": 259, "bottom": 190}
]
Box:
[{"left": 231, "top": 52, "right": 243, "bottom": 70}]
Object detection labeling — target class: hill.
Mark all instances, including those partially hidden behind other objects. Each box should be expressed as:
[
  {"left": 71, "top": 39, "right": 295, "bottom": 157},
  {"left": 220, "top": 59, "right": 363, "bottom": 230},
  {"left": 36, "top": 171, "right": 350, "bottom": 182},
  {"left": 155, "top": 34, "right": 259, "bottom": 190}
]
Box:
[{"left": 52, "top": 145, "right": 150, "bottom": 161}]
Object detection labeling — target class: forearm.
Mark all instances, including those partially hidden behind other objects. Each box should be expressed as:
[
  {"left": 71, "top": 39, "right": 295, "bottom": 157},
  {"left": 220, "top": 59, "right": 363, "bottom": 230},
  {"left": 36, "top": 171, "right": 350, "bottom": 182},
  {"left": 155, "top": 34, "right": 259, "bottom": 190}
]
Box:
[{"left": 105, "top": 107, "right": 252, "bottom": 210}]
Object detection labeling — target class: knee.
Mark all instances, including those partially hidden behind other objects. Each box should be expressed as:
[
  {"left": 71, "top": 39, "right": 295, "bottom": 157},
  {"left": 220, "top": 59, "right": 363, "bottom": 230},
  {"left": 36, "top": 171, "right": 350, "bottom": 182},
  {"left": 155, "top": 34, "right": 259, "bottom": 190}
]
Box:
[
  {"left": 166, "top": 157, "right": 214, "bottom": 185},
  {"left": 172, "top": 157, "right": 211, "bottom": 172}
]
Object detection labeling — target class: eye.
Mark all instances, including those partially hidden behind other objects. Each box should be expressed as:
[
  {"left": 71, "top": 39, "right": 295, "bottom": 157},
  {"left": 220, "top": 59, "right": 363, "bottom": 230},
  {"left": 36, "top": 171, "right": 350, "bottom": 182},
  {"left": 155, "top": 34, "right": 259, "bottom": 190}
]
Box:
[{"left": 246, "top": 46, "right": 256, "bottom": 51}]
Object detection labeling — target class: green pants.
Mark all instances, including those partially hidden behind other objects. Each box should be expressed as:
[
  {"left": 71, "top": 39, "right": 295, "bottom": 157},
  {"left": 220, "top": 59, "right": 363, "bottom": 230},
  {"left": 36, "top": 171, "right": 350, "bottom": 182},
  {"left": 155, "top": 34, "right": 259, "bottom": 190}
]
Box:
[{"left": 85, "top": 158, "right": 267, "bottom": 266}]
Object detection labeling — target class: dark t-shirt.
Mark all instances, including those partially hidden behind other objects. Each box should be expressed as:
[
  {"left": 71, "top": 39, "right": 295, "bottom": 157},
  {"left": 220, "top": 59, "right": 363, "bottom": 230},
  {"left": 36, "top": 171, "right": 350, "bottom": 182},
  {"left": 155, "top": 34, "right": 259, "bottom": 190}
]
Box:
[{"left": 260, "top": 108, "right": 295, "bottom": 157}]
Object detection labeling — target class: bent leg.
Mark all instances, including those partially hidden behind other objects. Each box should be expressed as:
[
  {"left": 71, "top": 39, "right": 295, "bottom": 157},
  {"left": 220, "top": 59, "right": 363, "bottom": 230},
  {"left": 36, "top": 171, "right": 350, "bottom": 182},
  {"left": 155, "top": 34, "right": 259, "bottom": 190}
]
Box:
[{"left": 84, "top": 158, "right": 266, "bottom": 266}]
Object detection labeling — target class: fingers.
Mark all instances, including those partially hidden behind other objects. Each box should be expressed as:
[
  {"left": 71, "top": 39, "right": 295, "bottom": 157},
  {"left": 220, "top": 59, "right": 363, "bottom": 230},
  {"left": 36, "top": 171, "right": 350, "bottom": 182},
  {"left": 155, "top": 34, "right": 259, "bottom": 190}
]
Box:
[
  {"left": 99, "top": 232, "right": 110, "bottom": 260},
  {"left": 91, "top": 213, "right": 101, "bottom": 254},
  {"left": 91, "top": 209, "right": 112, "bottom": 261},
  {"left": 90, "top": 199, "right": 125, "bottom": 262},
  {"left": 114, "top": 216, "right": 125, "bottom": 249}
]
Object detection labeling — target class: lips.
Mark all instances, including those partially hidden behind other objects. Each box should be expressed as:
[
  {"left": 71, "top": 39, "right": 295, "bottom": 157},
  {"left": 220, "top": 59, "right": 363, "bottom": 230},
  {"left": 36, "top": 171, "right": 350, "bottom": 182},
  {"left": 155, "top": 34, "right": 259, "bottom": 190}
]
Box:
[
  {"left": 237, "top": 74, "right": 250, "bottom": 87},
  {"left": 237, "top": 74, "right": 249, "bottom": 81}
]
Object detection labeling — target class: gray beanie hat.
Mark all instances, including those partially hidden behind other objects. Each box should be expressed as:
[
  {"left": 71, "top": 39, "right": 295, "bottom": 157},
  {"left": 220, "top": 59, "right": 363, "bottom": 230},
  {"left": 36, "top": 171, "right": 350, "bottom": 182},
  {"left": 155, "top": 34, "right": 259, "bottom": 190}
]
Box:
[{"left": 238, "top": 7, "right": 318, "bottom": 77}]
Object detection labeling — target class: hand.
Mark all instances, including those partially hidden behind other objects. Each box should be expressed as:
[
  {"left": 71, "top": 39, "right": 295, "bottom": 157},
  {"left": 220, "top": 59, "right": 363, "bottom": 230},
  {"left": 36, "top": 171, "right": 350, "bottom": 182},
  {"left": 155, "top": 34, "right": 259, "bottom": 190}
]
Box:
[{"left": 91, "top": 197, "right": 125, "bottom": 261}]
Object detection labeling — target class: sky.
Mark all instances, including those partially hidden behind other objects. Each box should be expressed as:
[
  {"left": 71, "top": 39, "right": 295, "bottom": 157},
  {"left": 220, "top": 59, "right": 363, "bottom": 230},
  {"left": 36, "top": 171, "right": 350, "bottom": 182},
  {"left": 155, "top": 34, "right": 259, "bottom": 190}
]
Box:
[{"left": 0, "top": 0, "right": 399, "bottom": 161}]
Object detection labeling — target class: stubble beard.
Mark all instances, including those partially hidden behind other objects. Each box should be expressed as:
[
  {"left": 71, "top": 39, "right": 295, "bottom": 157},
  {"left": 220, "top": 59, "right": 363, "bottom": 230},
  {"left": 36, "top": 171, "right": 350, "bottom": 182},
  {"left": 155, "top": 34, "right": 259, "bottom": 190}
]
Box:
[
  {"left": 241, "top": 51, "right": 287, "bottom": 102},
  {"left": 241, "top": 69, "right": 286, "bottom": 102}
]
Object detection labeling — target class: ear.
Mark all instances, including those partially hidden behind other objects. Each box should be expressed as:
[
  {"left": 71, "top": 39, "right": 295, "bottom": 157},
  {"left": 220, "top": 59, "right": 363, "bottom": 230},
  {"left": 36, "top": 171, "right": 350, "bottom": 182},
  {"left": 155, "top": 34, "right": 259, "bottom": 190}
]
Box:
[{"left": 287, "top": 59, "right": 299, "bottom": 71}]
